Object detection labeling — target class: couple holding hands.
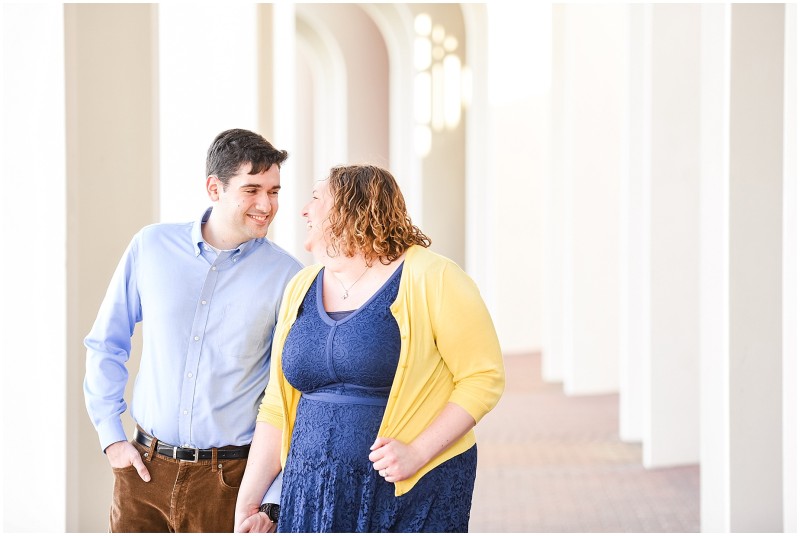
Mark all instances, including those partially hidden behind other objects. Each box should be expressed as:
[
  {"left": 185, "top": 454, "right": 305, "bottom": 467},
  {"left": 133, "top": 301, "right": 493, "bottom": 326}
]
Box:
[{"left": 84, "top": 128, "right": 505, "bottom": 533}]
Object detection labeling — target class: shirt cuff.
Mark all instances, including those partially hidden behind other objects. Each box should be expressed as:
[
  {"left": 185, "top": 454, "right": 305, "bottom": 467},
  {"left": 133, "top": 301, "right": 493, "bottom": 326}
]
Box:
[{"left": 97, "top": 417, "right": 128, "bottom": 452}]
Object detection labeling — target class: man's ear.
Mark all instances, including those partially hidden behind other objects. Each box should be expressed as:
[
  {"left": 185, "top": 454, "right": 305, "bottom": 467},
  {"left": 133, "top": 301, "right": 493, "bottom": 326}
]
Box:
[{"left": 207, "top": 175, "right": 221, "bottom": 201}]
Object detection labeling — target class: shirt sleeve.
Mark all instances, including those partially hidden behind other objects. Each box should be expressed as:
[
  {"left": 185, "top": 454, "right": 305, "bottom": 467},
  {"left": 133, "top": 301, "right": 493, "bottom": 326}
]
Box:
[
  {"left": 83, "top": 234, "right": 143, "bottom": 451},
  {"left": 433, "top": 262, "right": 505, "bottom": 424},
  {"left": 261, "top": 470, "right": 283, "bottom": 504}
]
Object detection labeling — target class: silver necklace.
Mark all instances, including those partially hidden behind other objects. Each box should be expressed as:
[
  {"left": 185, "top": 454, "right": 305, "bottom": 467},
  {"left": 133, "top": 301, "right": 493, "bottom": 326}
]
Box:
[{"left": 330, "top": 264, "right": 370, "bottom": 300}]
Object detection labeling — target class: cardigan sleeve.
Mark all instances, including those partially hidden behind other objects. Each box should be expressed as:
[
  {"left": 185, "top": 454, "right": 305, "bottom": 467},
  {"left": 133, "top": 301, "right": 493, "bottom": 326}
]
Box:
[
  {"left": 256, "top": 264, "right": 322, "bottom": 429},
  {"left": 256, "top": 341, "right": 285, "bottom": 428},
  {"left": 256, "top": 277, "right": 296, "bottom": 428},
  {"left": 432, "top": 261, "right": 505, "bottom": 423}
]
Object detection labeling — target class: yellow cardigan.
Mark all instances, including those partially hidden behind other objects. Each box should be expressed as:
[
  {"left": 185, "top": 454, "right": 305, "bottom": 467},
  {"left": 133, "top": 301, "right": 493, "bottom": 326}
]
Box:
[{"left": 257, "top": 245, "right": 505, "bottom": 495}]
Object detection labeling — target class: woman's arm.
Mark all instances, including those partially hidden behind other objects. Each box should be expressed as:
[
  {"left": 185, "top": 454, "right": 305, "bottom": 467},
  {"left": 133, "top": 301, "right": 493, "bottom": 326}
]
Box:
[
  {"left": 433, "top": 261, "right": 506, "bottom": 423},
  {"left": 369, "top": 258, "right": 505, "bottom": 483},
  {"left": 369, "top": 402, "right": 475, "bottom": 482},
  {"left": 234, "top": 421, "right": 283, "bottom": 533}
]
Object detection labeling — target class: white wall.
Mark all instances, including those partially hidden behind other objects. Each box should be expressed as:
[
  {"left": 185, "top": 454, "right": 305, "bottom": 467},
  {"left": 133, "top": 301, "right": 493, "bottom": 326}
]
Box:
[
  {"left": 543, "top": 4, "right": 568, "bottom": 381},
  {"left": 159, "top": 3, "right": 260, "bottom": 223}
]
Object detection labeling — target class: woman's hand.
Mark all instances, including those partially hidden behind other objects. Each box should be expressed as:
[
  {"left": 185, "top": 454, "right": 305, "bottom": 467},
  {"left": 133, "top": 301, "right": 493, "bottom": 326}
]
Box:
[
  {"left": 368, "top": 437, "right": 426, "bottom": 483},
  {"left": 369, "top": 403, "right": 477, "bottom": 483}
]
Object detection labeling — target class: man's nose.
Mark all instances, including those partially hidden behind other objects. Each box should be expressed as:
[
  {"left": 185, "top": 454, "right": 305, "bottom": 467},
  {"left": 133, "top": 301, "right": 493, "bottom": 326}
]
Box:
[{"left": 254, "top": 192, "right": 271, "bottom": 213}]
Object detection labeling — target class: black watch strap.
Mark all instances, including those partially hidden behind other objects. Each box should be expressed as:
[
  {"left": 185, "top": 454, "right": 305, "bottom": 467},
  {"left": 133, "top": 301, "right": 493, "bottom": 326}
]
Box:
[{"left": 259, "top": 502, "right": 280, "bottom": 523}]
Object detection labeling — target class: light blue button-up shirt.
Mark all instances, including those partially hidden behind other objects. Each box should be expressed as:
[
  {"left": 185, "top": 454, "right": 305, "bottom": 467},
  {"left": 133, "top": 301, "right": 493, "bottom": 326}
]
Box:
[{"left": 84, "top": 207, "right": 302, "bottom": 456}]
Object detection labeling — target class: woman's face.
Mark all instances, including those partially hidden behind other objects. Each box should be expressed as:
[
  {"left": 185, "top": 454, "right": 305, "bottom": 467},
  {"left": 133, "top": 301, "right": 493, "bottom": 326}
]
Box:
[{"left": 301, "top": 178, "right": 334, "bottom": 255}]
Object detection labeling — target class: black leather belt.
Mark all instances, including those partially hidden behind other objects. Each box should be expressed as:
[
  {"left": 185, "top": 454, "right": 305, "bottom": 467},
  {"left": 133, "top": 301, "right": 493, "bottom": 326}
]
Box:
[{"left": 134, "top": 429, "right": 250, "bottom": 462}]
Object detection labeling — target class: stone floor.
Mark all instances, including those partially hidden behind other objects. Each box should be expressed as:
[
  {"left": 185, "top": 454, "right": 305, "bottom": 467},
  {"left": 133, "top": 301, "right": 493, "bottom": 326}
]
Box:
[{"left": 469, "top": 353, "right": 700, "bottom": 533}]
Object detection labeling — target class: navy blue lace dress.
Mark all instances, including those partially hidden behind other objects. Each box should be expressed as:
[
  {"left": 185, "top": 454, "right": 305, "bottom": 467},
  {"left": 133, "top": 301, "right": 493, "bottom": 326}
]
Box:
[{"left": 276, "top": 263, "right": 477, "bottom": 533}]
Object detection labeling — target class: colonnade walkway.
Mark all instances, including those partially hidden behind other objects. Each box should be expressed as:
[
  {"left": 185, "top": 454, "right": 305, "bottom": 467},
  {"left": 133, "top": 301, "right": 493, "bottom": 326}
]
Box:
[{"left": 469, "top": 353, "right": 700, "bottom": 532}]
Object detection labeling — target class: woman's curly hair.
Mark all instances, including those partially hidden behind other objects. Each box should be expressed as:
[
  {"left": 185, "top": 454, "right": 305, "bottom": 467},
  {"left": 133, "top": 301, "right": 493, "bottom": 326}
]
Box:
[{"left": 324, "top": 164, "right": 431, "bottom": 264}]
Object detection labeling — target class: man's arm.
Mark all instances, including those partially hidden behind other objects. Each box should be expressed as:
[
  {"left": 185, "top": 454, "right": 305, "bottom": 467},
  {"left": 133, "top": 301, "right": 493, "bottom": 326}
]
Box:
[{"left": 83, "top": 236, "right": 148, "bottom": 479}]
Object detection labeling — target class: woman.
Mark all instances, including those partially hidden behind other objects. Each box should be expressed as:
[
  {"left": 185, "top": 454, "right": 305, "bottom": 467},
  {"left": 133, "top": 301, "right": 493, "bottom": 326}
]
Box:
[{"left": 234, "top": 165, "right": 505, "bottom": 532}]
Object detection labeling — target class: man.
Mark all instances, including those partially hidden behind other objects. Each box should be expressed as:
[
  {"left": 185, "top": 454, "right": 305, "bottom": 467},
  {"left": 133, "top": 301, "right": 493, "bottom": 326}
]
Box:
[{"left": 84, "top": 128, "right": 301, "bottom": 532}]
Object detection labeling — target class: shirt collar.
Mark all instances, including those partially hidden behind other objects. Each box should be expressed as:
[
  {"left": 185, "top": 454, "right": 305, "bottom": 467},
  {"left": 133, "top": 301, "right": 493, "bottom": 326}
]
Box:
[
  {"left": 192, "top": 206, "right": 263, "bottom": 257},
  {"left": 192, "top": 207, "right": 213, "bottom": 256}
]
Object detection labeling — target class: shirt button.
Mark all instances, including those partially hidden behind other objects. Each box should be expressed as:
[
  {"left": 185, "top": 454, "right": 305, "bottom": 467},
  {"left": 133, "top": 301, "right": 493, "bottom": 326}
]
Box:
[
  {"left": 187, "top": 372, "right": 193, "bottom": 378},
  {"left": 233, "top": 258, "right": 237, "bottom": 262},
  {"left": 183, "top": 410, "right": 188, "bottom": 415},
  {"left": 201, "top": 300, "right": 207, "bottom": 305},
  {"left": 204, "top": 246, "right": 210, "bottom": 251},
  {"left": 211, "top": 266, "right": 217, "bottom": 271},
  {"left": 194, "top": 336, "right": 200, "bottom": 341}
]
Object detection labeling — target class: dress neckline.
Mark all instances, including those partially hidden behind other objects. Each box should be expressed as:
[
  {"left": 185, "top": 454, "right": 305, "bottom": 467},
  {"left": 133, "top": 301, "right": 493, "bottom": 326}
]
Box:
[{"left": 315, "top": 262, "right": 404, "bottom": 326}]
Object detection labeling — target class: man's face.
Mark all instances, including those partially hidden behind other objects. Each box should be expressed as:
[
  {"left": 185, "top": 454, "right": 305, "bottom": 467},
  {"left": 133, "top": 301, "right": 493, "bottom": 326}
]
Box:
[{"left": 206, "top": 163, "right": 281, "bottom": 247}]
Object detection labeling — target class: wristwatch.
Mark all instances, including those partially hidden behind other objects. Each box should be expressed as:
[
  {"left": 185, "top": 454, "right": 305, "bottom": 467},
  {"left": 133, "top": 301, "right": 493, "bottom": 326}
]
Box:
[{"left": 259, "top": 502, "right": 280, "bottom": 523}]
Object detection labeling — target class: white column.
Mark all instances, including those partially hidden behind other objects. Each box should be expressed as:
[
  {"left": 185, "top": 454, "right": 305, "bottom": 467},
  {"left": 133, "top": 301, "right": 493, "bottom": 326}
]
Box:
[
  {"left": 270, "top": 3, "right": 299, "bottom": 256},
  {"left": 462, "top": 4, "right": 493, "bottom": 308},
  {"left": 729, "top": 5, "right": 785, "bottom": 530},
  {"left": 560, "top": 5, "right": 626, "bottom": 395},
  {"left": 783, "top": 3, "right": 799, "bottom": 532},
  {"left": 699, "top": 3, "right": 731, "bottom": 531},
  {"left": 158, "top": 3, "right": 260, "bottom": 223},
  {"left": 0, "top": 3, "right": 67, "bottom": 531},
  {"left": 702, "top": 4, "right": 785, "bottom": 532},
  {"left": 643, "top": 4, "right": 702, "bottom": 468},
  {"left": 485, "top": 4, "right": 548, "bottom": 354},
  {"left": 64, "top": 5, "right": 159, "bottom": 530},
  {"left": 619, "top": 4, "right": 650, "bottom": 442}
]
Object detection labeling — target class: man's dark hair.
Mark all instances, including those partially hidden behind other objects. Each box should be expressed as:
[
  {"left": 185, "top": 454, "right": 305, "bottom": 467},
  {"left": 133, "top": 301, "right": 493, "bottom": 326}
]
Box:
[{"left": 206, "top": 128, "right": 289, "bottom": 189}]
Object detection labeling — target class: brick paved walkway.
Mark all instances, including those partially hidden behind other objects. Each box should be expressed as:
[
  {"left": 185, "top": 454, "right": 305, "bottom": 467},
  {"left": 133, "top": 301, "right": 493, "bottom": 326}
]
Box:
[{"left": 469, "top": 353, "right": 700, "bottom": 532}]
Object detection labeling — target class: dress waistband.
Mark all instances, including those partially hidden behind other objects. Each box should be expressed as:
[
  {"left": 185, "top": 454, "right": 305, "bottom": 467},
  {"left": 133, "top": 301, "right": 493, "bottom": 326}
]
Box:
[{"left": 302, "top": 391, "right": 388, "bottom": 407}]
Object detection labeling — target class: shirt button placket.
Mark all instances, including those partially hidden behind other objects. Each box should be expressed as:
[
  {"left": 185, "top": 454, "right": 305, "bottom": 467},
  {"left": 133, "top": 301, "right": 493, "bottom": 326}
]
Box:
[{"left": 180, "top": 260, "right": 217, "bottom": 443}]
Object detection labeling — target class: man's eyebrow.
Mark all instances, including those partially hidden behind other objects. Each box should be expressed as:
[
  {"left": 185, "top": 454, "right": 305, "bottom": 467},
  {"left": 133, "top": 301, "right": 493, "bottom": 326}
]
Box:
[{"left": 239, "top": 183, "right": 281, "bottom": 190}]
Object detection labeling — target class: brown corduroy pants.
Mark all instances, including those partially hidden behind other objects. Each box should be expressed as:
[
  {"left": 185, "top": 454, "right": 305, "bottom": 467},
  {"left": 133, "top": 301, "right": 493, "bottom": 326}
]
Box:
[{"left": 109, "top": 438, "right": 248, "bottom": 533}]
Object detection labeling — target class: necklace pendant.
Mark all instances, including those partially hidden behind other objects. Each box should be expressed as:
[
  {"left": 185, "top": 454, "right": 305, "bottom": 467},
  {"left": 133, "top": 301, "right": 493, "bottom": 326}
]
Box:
[{"left": 342, "top": 290, "right": 349, "bottom": 300}]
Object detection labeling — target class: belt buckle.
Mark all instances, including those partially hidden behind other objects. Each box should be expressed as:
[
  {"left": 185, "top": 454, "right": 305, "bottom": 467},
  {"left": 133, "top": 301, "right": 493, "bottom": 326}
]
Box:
[
  {"left": 173, "top": 445, "right": 200, "bottom": 463},
  {"left": 186, "top": 446, "right": 200, "bottom": 463}
]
